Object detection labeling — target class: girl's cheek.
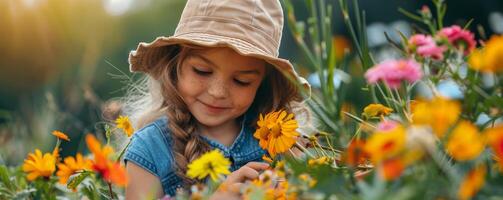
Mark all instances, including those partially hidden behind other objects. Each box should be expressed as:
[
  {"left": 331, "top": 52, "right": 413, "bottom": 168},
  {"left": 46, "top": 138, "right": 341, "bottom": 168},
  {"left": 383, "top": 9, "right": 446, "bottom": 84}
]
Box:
[{"left": 233, "top": 87, "right": 259, "bottom": 105}]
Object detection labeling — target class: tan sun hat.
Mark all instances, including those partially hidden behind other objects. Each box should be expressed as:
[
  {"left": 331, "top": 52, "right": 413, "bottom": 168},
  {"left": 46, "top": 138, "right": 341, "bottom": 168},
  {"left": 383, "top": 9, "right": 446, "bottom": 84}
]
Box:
[{"left": 128, "top": 0, "right": 311, "bottom": 99}]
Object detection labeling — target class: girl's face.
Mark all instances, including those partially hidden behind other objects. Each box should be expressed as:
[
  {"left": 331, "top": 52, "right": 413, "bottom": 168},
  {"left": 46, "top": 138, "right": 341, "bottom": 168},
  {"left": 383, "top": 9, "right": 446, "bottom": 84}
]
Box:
[{"left": 177, "top": 47, "right": 266, "bottom": 128}]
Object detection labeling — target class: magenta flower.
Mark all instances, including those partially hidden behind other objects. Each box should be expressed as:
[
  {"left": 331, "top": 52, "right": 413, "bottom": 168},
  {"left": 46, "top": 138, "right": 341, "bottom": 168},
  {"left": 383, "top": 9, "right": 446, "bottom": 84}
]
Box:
[
  {"left": 438, "top": 25, "right": 476, "bottom": 55},
  {"left": 377, "top": 120, "right": 399, "bottom": 131},
  {"left": 409, "top": 34, "right": 447, "bottom": 60},
  {"left": 365, "top": 59, "right": 423, "bottom": 89}
]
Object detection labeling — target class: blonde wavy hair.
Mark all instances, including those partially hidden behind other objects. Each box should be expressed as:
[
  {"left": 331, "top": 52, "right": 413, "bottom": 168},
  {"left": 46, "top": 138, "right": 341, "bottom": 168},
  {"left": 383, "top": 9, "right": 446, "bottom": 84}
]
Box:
[{"left": 122, "top": 44, "right": 313, "bottom": 185}]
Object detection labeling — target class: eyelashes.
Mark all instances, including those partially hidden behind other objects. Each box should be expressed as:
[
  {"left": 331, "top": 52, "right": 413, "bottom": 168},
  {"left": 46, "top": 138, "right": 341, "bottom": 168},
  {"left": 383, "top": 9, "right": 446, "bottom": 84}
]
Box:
[{"left": 192, "top": 67, "right": 252, "bottom": 86}]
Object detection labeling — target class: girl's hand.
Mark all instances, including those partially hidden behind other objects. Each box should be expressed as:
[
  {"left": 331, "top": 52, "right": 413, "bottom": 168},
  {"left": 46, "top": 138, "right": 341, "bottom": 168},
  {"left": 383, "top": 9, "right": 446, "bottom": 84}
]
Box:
[{"left": 209, "top": 162, "right": 269, "bottom": 200}]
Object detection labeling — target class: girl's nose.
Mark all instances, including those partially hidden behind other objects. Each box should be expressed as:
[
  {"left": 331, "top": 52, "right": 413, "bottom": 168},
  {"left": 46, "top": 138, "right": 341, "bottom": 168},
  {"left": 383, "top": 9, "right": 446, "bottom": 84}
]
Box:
[{"left": 207, "top": 79, "right": 228, "bottom": 99}]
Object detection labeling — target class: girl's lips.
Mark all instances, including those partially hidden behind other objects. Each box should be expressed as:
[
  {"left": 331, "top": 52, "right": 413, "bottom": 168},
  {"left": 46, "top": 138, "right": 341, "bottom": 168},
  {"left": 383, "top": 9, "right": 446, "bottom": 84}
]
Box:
[{"left": 199, "top": 101, "right": 229, "bottom": 113}]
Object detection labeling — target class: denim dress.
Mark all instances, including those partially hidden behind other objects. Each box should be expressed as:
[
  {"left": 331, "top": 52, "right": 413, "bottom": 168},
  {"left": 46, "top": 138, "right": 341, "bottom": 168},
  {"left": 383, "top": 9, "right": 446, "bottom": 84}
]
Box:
[{"left": 123, "top": 115, "right": 267, "bottom": 196}]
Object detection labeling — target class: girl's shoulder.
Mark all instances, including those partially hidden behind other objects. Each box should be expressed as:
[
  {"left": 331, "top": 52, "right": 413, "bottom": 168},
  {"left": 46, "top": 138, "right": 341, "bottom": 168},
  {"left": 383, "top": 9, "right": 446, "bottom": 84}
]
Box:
[{"left": 124, "top": 116, "right": 179, "bottom": 183}]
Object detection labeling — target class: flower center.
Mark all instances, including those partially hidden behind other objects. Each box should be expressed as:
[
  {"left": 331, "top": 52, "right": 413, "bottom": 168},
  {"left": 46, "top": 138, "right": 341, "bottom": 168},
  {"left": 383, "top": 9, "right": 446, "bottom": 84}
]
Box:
[
  {"left": 382, "top": 141, "right": 395, "bottom": 152},
  {"left": 270, "top": 122, "right": 282, "bottom": 138}
]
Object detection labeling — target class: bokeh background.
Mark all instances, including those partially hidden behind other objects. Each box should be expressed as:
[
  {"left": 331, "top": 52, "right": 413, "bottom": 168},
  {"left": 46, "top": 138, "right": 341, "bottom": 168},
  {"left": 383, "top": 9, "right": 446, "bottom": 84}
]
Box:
[{"left": 1, "top": 0, "right": 502, "bottom": 166}]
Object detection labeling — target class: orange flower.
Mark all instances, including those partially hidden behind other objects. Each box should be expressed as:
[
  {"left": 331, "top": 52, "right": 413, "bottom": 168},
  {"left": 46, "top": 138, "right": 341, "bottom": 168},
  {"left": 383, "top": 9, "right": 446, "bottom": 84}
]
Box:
[
  {"left": 345, "top": 139, "right": 368, "bottom": 167},
  {"left": 469, "top": 35, "right": 503, "bottom": 73},
  {"left": 253, "top": 110, "right": 300, "bottom": 158},
  {"left": 379, "top": 158, "right": 405, "bottom": 181},
  {"left": 333, "top": 35, "right": 352, "bottom": 60},
  {"left": 52, "top": 130, "right": 70, "bottom": 141},
  {"left": 115, "top": 115, "right": 134, "bottom": 137},
  {"left": 22, "top": 149, "right": 57, "bottom": 181},
  {"left": 56, "top": 153, "right": 92, "bottom": 184},
  {"left": 86, "top": 134, "right": 114, "bottom": 168},
  {"left": 458, "top": 164, "right": 486, "bottom": 200},
  {"left": 446, "top": 121, "right": 485, "bottom": 161},
  {"left": 244, "top": 170, "right": 292, "bottom": 200},
  {"left": 364, "top": 123, "right": 406, "bottom": 163},
  {"left": 106, "top": 162, "right": 128, "bottom": 187},
  {"left": 412, "top": 97, "right": 461, "bottom": 138},
  {"left": 85, "top": 134, "right": 127, "bottom": 186},
  {"left": 262, "top": 155, "right": 274, "bottom": 164},
  {"left": 485, "top": 125, "right": 503, "bottom": 171}
]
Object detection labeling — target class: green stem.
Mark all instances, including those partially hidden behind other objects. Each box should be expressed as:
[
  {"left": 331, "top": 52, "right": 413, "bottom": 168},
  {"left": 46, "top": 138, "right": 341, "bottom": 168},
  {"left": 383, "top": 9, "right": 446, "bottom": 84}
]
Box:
[{"left": 116, "top": 139, "right": 132, "bottom": 163}]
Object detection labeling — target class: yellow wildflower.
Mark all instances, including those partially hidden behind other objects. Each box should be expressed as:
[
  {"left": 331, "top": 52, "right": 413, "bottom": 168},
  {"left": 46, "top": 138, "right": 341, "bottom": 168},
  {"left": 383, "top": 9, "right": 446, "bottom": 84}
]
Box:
[
  {"left": 484, "top": 125, "right": 503, "bottom": 171},
  {"left": 22, "top": 149, "right": 57, "bottom": 181},
  {"left": 446, "top": 121, "right": 485, "bottom": 161},
  {"left": 469, "top": 35, "right": 503, "bottom": 73},
  {"left": 308, "top": 156, "right": 330, "bottom": 166},
  {"left": 298, "top": 173, "right": 317, "bottom": 188},
  {"left": 412, "top": 97, "right": 461, "bottom": 138},
  {"left": 362, "top": 103, "right": 393, "bottom": 119},
  {"left": 253, "top": 110, "right": 300, "bottom": 158},
  {"left": 458, "top": 164, "right": 486, "bottom": 200},
  {"left": 187, "top": 149, "right": 231, "bottom": 181},
  {"left": 56, "top": 153, "right": 92, "bottom": 184},
  {"left": 115, "top": 115, "right": 134, "bottom": 137},
  {"left": 52, "top": 130, "right": 70, "bottom": 141},
  {"left": 364, "top": 123, "right": 406, "bottom": 163}
]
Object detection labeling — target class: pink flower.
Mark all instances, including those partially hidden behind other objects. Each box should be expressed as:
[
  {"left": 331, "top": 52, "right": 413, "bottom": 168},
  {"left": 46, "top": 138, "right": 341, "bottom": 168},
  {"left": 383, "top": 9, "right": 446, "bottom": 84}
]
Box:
[
  {"left": 377, "top": 121, "right": 399, "bottom": 131},
  {"left": 438, "top": 25, "right": 476, "bottom": 55},
  {"left": 409, "top": 34, "right": 447, "bottom": 60},
  {"left": 365, "top": 59, "right": 423, "bottom": 89}
]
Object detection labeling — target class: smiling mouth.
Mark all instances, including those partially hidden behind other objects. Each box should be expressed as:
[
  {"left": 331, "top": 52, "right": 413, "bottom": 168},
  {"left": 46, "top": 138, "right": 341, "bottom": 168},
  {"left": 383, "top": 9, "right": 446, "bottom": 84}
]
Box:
[{"left": 199, "top": 100, "right": 229, "bottom": 110}]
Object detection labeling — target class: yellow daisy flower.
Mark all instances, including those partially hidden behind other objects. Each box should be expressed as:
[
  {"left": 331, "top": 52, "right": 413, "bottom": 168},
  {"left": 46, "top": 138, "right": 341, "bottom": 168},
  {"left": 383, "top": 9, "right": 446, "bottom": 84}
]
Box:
[
  {"left": 308, "top": 156, "right": 330, "bottom": 166},
  {"left": 412, "top": 97, "right": 461, "bottom": 138},
  {"left": 187, "top": 149, "right": 231, "bottom": 181},
  {"left": 56, "top": 153, "right": 92, "bottom": 184},
  {"left": 446, "top": 121, "right": 485, "bottom": 161},
  {"left": 362, "top": 103, "right": 393, "bottom": 119},
  {"left": 22, "top": 149, "right": 57, "bottom": 181},
  {"left": 52, "top": 130, "right": 70, "bottom": 141},
  {"left": 253, "top": 110, "right": 300, "bottom": 158},
  {"left": 298, "top": 173, "right": 317, "bottom": 188},
  {"left": 115, "top": 115, "right": 134, "bottom": 137}
]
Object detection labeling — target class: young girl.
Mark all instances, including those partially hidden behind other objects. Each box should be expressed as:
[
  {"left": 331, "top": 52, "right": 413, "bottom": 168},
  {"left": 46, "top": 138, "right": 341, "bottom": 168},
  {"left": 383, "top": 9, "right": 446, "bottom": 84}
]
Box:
[{"left": 123, "top": 0, "right": 312, "bottom": 199}]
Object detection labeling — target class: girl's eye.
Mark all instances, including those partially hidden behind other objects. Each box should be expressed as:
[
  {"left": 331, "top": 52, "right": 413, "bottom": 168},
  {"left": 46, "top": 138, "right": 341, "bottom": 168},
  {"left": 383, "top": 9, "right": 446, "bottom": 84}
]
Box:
[
  {"left": 192, "top": 67, "right": 212, "bottom": 76},
  {"left": 234, "top": 79, "right": 251, "bottom": 86}
]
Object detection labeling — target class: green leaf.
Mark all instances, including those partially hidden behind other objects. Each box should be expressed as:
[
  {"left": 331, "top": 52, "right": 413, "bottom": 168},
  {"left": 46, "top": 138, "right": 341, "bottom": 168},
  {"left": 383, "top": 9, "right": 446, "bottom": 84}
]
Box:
[
  {"left": 13, "top": 188, "right": 36, "bottom": 200},
  {"left": 104, "top": 124, "right": 112, "bottom": 145},
  {"left": 0, "top": 165, "right": 13, "bottom": 190},
  {"left": 67, "top": 171, "right": 92, "bottom": 190},
  {"left": 99, "top": 187, "right": 118, "bottom": 200},
  {"left": 81, "top": 184, "right": 100, "bottom": 200},
  {"left": 0, "top": 187, "right": 13, "bottom": 198},
  {"left": 398, "top": 7, "right": 423, "bottom": 22}
]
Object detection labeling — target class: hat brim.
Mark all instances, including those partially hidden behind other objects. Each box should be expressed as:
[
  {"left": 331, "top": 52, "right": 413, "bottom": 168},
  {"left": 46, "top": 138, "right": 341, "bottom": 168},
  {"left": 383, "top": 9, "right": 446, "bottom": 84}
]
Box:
[{"left": 129, "top": 32, "right": 311, "bottom": 99}]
